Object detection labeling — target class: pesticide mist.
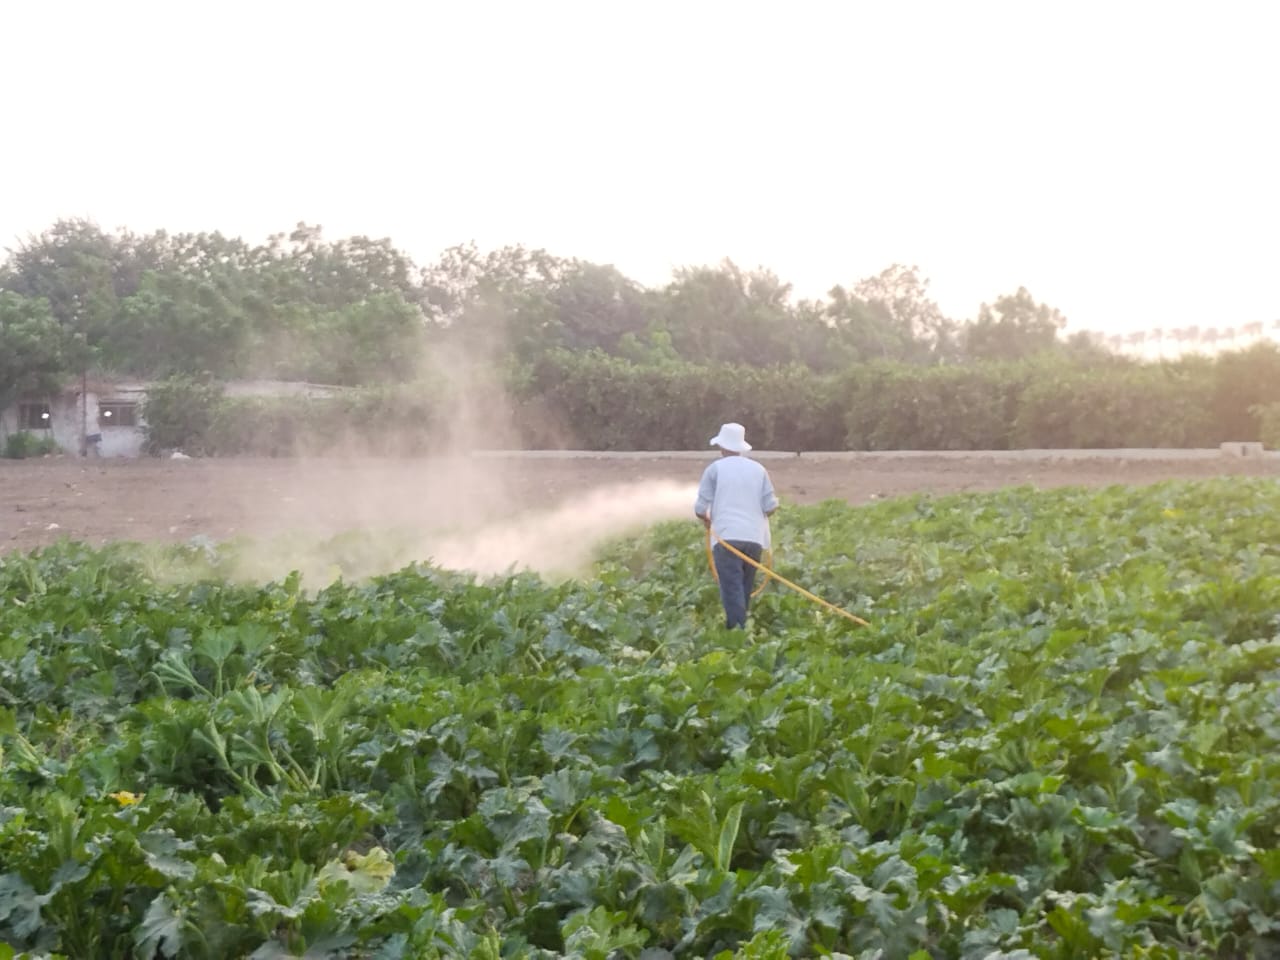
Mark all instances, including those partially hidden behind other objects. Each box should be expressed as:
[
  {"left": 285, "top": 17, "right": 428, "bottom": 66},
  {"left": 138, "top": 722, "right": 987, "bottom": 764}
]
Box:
[
  {"left": 424, "top": 480, "right": 698, "bottom": 578},
  {"left": 172, "top": 479, "right": 700, "bottom": 586}
]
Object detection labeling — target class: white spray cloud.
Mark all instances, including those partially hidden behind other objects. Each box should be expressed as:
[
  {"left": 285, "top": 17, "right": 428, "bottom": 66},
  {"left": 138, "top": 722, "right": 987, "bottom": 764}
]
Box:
[{"left": 424, "top": 480, "right": 698, "bottom": 578}]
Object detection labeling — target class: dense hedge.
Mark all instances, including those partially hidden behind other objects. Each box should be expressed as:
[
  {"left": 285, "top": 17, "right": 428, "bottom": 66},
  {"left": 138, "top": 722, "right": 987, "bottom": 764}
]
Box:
[
  {"left": 841, "top": 363, "right": 1027, "bottom": 451},
  {"left": 1211, "top": 347, "right": 1280, "bottom": 439},
  {"left": 142, "top": 345, "right": 1280, "bottom": 454},
  {"left": 1257, "top": 402, "right": 1280, "bottom": 450},
  {"left": 514, "top": 352, "right": 842, "bottom": 451},
  {"left": 1011, "top": 363, "right": 1217, "bottom": 448},
  {"left": 207, "top": 389, "right": 445, "bottom": 456},
  {"left": 144, "top": 378, "right": 449, "bottom": 456},
  {"left": 2, "top": 431, "right": 59, "bottom": 459},
  {"left": 142, "top": 377, "right": 226, "bottom": 454},
  {"left": 521, "top": 346, "right": 1279, "bottom": 451}
]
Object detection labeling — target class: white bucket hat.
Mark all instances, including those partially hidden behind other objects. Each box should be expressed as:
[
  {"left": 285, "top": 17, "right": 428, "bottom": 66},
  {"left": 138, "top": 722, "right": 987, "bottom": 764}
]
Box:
[{"left": 710, "top": 422, "right": 752, "bottom": 453}]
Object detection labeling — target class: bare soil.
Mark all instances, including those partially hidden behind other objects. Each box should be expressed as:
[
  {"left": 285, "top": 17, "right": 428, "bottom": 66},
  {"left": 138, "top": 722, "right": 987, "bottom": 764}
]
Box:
[{"left": 2, "top": 454, "right": 1277, "bottom": 555}]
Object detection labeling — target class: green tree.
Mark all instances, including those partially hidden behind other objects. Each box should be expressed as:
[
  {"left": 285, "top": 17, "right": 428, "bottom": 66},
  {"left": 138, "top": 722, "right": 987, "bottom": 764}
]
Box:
[
  {"left": 307, "top": 293, "right": 424, "bottom": 385},
  {"left": 0, "top": 293, "right": 67, "bottom": 408},
  {"left": 853, "top": 264, "right": 956, "bottom": 360},
  {"left": 2, "top": 221, "right": 441, "bottom": 384},
  {"left": 659, "top": 260, "right": 807, "bottom": 365},
  {"left": 533, "top": 261, "right": 654, "bottom": 355},
  {"left": 1060, "top": 329, "right": 1114, "bottom": 363},
  {"left": 114, "top": 269, "right": 250, "bottom": 377},
  {"left": 421, "top": 242, "right": 565, "bottom": 324},
  {"left": 962, "top": 287, "right": 1065, "bottom": 361},
  {"left": 264, "top": 223, "right": 428, "bottom": 311},
  {"left": 817, "top": 285, "right": 916, "bottom": 363},
  {"left": 0, "top": 219, "right": 127, "bottom": 373},
  {"left": 421, "top": 242, "right": 568, "bottom": 365},
  {"left": 1211, "top": 343, "right": 1280, "bottom": 439},
  {"left": 141, "top": 375, "right": 226, "bottom": 454}
]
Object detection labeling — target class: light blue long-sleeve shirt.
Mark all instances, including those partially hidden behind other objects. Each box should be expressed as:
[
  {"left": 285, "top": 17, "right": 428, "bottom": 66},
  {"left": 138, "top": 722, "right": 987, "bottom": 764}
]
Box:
[{"left": 695, "top": 455, "right": 779, "bottom": 547}]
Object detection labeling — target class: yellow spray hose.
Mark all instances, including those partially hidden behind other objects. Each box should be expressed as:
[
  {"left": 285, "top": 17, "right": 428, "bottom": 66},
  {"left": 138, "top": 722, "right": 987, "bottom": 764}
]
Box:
[{"left": 704, "top": 525, "right": 870, "bottom": 627}]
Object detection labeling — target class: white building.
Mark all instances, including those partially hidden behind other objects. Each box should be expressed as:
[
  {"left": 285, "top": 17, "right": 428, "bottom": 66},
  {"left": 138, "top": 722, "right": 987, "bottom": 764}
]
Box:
[
  {"left": 0, "top": 379, "right": 149, "bottom": 457},
  {"left": 0, "top": 379, "right": 345, "bottom": 458}
]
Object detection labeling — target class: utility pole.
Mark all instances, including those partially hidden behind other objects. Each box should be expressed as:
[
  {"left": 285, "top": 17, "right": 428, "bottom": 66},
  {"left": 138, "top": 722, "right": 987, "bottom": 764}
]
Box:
[
  {"left": 77, "top": 326, "right": 89, "bottom": 457},
  {"left": 80, "top": 368, "right": 88, "bottom": 457}
]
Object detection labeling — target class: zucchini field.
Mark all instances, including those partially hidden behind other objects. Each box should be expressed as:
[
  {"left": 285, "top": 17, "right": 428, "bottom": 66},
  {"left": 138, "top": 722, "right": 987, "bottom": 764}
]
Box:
[{"left": 2, "top": 479, "right": 1280, "bottom": 958}]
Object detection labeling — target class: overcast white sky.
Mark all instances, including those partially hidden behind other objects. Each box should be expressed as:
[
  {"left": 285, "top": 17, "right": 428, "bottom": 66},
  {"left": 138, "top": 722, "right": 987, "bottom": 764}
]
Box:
[{"left": 2, "top": 0, "right": 1276, "bottom": 335}]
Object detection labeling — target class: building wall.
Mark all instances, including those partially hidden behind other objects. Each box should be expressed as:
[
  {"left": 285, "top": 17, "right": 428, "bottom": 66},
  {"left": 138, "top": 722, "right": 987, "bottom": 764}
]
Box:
[
  {"left": 50, "top": 396, "right": 82, "bottom": 453},
  {"left": 1, "top": 395, "right": 83, "bottom": 455},
  {"left": 0, "top": 388, "right": 147, "bottom": 458},
  {"left": 0, "top": 406, "right": 18, "bottom": 444},
  {"left": 91, "top": 386, "right": 148, "bottom": 458},
  {"left": 3, "top": 379, "right": 341, "bottom": 458}
]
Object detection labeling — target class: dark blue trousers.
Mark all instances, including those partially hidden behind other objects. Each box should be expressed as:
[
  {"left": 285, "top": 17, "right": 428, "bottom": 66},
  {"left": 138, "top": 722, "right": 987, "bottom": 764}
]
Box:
[{"left": 713, "top": 540, "right": 763, "bottom": 629}]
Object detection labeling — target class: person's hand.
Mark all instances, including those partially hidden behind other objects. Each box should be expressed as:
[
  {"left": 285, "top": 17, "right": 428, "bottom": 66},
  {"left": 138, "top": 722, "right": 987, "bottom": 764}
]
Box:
[{"left": 698, "top": 513, "right": 711, "bottom": 529}]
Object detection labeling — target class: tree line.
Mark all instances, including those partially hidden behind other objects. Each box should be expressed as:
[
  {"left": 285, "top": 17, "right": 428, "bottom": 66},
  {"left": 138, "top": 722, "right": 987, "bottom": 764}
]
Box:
[
  {"left": 1, "top": 219, "right": 1101, "bottom": 405},
  {"left": 5, "top": 218, "right": 1277, "bottom": 453},
  {"left": 134, "top": 346, "right": 1280, "bottom": 455}
]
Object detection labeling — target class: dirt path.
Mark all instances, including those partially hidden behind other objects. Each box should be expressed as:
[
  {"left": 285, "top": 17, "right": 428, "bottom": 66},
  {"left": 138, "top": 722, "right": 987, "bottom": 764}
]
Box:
[{"left": 3, "top": 453, "right": 1277, "bottom": 555}]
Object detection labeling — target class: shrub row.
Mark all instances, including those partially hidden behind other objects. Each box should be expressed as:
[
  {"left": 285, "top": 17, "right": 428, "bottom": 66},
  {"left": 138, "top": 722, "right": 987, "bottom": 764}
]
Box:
[
  {"left": 1257, "top": 402, "right": 1280, "bottom": 450},
  {"left": 521, "top": 347, "right": 1279, "bottom": 451},
  {"left": 2, "top": 431, "right": 59, "bottom": 459},
  {"left": 143, "top": 378, "right": 450, "bottom": 456},
  {"left": 840, "top": 360, "right": 1220, "bottom": 450},
  {"left": 142, "top": 345, "right": 1280, "bottom": 454},
  {"left": 513, "top": 353, "right": 841, "bottom": 450}
]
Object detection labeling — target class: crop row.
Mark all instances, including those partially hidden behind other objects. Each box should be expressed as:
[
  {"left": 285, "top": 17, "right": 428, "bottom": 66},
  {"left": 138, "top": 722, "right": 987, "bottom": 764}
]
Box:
[{"left": 1, "top": 480, "right": 1279, "bottom": 957}]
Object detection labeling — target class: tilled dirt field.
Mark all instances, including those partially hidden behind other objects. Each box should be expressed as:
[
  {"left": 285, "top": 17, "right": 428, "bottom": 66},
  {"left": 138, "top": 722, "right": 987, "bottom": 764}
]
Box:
[{"left": 2, "top": 453, "right": 1277, "bottom": 556}]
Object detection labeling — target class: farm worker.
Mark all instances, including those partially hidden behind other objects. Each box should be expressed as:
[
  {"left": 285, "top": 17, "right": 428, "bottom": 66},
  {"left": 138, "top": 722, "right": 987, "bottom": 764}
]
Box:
[{"left": 695, "top": 422, "right": 779, "bottom": 629}]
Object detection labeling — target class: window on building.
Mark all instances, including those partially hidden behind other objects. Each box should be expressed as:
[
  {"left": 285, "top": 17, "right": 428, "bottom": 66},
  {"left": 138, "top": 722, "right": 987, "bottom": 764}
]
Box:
[
  {"left": 18, "top": 403, "right": 52, "bottom": 430},
  {"left": 98, "top": 402, "right": 139, "bottom": 428}
]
